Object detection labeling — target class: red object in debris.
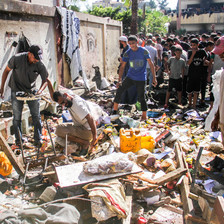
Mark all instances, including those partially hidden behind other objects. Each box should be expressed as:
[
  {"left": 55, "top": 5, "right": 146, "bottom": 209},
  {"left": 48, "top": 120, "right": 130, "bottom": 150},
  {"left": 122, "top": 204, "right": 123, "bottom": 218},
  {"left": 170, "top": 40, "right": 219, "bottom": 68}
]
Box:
[
  {"left": 166, "top": 180, "right": 177, "bottom": 190},
  {"left": 137, "top": 217, "right": 147, "bottom": 224}
]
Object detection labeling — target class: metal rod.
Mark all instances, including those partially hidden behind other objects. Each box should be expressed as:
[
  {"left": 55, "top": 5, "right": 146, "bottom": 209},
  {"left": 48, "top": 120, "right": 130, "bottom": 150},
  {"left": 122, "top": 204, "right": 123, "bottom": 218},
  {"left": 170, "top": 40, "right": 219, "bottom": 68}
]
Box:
[
  {"left": 17, "top": 127, "right": 25, "bottom": 164},
  {"left": 45, "top": 119, "right": 56, "bottom": 155}
]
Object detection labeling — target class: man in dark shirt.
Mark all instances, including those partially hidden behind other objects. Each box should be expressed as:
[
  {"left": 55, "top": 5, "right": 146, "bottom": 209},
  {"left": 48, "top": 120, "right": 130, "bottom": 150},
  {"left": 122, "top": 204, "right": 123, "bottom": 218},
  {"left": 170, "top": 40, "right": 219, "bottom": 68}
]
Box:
[
  {"left": 187, "top": 38, "right": 207, "bottom": 109},
  {"left": 0, "top": 45, "right": 52, "bottom": 147}
]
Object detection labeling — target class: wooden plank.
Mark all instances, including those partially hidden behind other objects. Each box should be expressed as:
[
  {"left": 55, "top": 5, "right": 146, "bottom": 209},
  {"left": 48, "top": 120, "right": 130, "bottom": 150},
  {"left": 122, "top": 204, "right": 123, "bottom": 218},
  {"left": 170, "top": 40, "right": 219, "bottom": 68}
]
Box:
[
  {"left": 198, "top": 196, "right": 212, "bottom": 221},
  {"left": 190, "top": 184, "right": 216, "bottom": 206},
  {"left": 174, "top": 142, "right": 184, "bottom": 168},
  {"left": 175, "top": 141, "right": 194, "bottom": 223},
  {"left": 210, "top": 196, "right": 224, "bottom": 224},
  {"left": 177, "top": 141, "right": 192, "bottom": 183},
  {"left": 154, "top": 167, "right": 187, "bottom": 185},
  {"left": 0, "top": 132, "right": 25, "bottom": 176},
  {"left": 180, "top": 176, "right": 194, "bottom": 223}
]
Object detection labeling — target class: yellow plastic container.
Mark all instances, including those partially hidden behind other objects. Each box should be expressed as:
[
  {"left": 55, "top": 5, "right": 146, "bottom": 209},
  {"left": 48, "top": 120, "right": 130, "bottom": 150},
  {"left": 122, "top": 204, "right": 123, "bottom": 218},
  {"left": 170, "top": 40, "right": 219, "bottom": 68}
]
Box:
[
  {"left": 141, "top": 136, "right": 155, "bottom": 152},
  {"left": 0, "top": 151, "right": 13, "bottom": 176},
  {"left": 120, "top": 128, "right": 141, "bottom": 153}
]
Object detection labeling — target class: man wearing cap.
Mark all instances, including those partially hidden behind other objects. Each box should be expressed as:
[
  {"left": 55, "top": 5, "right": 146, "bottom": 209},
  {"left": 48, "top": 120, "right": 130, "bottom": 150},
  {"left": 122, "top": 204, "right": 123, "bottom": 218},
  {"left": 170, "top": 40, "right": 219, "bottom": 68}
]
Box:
[
  {"left": 211, "top": 36, "right": 224, "bottom": 144},
  {"left": 0, "top": 45, "right": 51, "bottom": 147}
]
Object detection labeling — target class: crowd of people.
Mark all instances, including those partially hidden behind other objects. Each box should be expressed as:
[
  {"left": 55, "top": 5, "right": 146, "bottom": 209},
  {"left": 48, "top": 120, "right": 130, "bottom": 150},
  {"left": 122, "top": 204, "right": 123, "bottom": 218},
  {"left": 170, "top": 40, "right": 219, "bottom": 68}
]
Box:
[{"left": 117, "top": 31, "right": 224, "bottom": 113}]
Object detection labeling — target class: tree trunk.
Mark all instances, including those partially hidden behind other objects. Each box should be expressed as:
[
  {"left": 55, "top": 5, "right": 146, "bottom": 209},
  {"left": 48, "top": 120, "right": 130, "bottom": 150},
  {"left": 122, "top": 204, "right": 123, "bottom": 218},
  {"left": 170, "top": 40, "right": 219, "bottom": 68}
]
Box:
[{"left": 131, "top": 0, "right": 138, "bottom": 34}]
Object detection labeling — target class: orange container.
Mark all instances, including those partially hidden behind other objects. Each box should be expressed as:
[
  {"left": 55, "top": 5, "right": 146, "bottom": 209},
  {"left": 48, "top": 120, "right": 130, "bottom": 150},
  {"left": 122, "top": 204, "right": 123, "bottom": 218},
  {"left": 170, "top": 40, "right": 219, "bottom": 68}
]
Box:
[
  {"left": 141, "top": 135, "right": 155, "bottom": 152},
  {"left": 0, "top": 151, "right": 13, "bottom": 176},
  {"left": 120, "top": 128, "right": 141, "bottom": 153}
]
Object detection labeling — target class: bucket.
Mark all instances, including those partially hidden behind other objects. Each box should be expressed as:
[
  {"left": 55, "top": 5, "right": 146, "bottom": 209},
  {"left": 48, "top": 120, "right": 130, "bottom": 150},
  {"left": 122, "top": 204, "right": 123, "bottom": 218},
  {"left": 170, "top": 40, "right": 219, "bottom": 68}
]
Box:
[
  {"left": 120, "top": 128, "right": 141, "bottom": 153},
  {"left": 39, "top": 186, "right": 57, "bottom": 202}
]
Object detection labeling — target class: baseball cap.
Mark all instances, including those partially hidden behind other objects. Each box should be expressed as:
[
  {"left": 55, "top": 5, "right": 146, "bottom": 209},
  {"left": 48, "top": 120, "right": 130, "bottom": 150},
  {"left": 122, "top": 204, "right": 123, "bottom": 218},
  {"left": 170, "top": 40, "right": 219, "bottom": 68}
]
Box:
[
  {"left": 29, "top": 45, "right": 43, "bottom": 60},
  {"left": 212, "top": 36, "right": 224, "bottom": 55},
  {"left": 119, "top": 36, "right": 128, "bottom": 42}
]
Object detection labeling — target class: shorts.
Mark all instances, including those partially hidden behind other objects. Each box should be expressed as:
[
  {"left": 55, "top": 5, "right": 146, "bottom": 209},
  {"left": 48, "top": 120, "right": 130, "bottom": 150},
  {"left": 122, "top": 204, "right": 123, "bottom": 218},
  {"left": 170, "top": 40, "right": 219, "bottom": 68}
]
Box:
[
  {"left": 168, "top": 78, "right": 182, "bottom": 92},
  {"left": 187, "top": 73, "right": 201, "bottom": 93},
  {"left": 55, "top": 123, "right": 92, "bottom": 141}
]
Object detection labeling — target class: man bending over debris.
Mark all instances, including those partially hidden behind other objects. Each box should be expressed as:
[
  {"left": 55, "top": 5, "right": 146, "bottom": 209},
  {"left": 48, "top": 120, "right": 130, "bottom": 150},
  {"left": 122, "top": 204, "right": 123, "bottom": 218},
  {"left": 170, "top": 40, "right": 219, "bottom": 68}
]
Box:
[
  {"left": 211, "top": 36, "right": 224, "bottom": 144},
  {"left": 52, "top": 91, "right": 106, "bottom": 156},
  {"left": 113, "top": 35, "right": 157, "bottom": 121}
]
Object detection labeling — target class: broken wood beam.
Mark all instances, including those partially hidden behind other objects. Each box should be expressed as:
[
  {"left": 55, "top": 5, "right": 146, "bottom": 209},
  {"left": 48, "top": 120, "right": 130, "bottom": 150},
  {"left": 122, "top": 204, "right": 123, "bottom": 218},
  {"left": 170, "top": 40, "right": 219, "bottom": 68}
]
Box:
[
  {"left": 210, "top": 196, "right": 224, "bottom": 224},
  {"left": 154, "top": 167, "right": 187, "bottom": 185},
  {"left": 190, "top": 184, "right": 216, "bottom": 206},
  {"left": 185, "top": 214, "right": 208, "bottom": 224},
  {"left": 177, "top": 141, "right": 192, "bottom": 183},
  {"left": 180, "top": 175, "right": 194, "bottom": 223},
  {"left": 0, "top": 132, "right": 25, "bottom": 175},
  {"left": 28, "top": 154, "right": 66, "bottom": 169}
]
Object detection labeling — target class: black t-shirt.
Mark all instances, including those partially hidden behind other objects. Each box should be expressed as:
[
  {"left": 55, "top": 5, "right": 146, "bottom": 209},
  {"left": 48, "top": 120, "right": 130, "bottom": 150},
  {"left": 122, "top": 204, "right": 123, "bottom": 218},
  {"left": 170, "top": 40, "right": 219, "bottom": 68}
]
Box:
[
  {"left": 180, "top": 41, "right": 190, "bottom": 51},
  {"left": 8, "top": 52, "right": 48, "bottom": 93},
  {"left": 188, "top": 49, "right": 207, "bottom": 75}
]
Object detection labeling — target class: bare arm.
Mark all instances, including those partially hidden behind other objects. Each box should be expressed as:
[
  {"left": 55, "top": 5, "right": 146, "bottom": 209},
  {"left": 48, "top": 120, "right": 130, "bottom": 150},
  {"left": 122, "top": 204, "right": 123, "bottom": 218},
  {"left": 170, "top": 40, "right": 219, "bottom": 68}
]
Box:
[
  {"left": 187, "top": 50, "right": 196, "bottom": 66},
  {"left": 85, "top": 114, "right": 97, "bottom": 151},
  {"left": 0, "top": 66, "right": 12, "bottom": 97},
  {"left": 117, "top": 61, "right": 127, "bottom": 88},
  {"left": 147, "top": 58, "right": 157, "bottom": 87}
]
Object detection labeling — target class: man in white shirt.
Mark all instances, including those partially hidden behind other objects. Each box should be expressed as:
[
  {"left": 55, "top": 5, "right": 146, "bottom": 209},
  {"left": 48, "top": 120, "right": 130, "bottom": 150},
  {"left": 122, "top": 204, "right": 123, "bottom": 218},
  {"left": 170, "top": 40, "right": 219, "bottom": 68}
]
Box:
[{"left": 53, "top": 91, "right": 106, "bottom": 155}]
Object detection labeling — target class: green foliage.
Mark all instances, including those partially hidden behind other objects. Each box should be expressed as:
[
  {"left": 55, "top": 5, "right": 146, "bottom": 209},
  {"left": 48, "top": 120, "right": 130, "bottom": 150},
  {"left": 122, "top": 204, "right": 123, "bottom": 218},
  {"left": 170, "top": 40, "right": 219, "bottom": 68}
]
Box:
[
  {"left": 88, "top": 6, "right": 170, "bottom": 35},
  {"left": 148, "top": 0, "right": 157, "bottom": 9},
  {"left": 145, "top": 9, "right": 170, "bottom": 34},
  {"left": 157, "top": 0, "right": 168, "bottom": 10}
]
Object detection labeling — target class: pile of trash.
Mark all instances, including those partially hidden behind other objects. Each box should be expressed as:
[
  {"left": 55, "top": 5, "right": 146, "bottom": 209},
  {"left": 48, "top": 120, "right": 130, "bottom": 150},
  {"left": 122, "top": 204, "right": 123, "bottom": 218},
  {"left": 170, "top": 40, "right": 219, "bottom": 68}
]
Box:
[{"left": 0, "top": 85, "right": 224, "bottom": 224}]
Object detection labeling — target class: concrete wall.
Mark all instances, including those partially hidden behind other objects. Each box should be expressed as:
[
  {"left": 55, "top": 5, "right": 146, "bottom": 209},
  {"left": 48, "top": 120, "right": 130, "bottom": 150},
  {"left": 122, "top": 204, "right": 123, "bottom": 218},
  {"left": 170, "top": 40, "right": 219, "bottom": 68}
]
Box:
[
  {"left": 0, "top": 4, "right": 58, "bottom": 93},
  {"left": 170, "top": 12, "right": 224, "bottom": 32},
  {"left": 0, "top": 0, "right": 122, "bottom": 91},
  {"left": 76, "top": 12, "right": 122, "bottom": 82}
]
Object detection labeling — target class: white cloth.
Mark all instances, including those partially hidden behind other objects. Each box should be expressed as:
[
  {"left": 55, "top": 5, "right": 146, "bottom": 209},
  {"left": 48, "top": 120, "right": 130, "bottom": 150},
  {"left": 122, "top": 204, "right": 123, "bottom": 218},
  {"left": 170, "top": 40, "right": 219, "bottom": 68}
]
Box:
[
  {"left": 56, "top": 7, "right": 89, "bottom": 89},
  {"left": 205, "top": 69, "right": 223, "bottom": 131}
]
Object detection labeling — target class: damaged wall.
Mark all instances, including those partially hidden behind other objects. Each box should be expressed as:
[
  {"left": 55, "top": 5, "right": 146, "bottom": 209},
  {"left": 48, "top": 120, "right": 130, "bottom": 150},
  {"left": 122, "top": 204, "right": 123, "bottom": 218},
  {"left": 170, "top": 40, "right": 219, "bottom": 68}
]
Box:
[
  {"left": 76, "top": 12, "right": 122, "bottom": 82},
  {"left": 0, "top": 1, "right": 58, "bottom": 90},
  {"left": 0, "top": 0, "right": 122, "bottom": 91}
]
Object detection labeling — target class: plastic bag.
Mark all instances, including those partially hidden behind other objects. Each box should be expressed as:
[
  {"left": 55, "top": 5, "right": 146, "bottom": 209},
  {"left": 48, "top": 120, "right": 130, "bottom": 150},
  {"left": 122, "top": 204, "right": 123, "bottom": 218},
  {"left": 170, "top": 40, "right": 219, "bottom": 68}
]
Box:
[{"left": 83, "top": 153, "right": 134, "bottom": 175}]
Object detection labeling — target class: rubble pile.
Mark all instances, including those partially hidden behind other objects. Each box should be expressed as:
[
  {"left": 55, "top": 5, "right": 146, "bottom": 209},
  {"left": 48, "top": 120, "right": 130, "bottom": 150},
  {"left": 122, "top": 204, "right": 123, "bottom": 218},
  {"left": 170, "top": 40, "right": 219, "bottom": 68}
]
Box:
[{"left": 0, "top": 86, "right": 224, "bottom": 224}]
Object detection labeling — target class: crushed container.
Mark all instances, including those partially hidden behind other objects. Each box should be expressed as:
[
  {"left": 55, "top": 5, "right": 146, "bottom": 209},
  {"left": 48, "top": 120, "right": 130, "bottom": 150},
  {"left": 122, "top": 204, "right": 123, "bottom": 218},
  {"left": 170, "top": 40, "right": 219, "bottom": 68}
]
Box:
[{"left": 120, "top": 128, "right": 141, "bottom": 153}]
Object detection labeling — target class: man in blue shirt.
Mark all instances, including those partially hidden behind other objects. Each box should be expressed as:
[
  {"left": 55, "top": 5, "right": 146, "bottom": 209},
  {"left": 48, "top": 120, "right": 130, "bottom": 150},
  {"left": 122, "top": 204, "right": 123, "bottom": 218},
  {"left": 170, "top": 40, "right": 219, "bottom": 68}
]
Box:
[{"left": 113, "top": 35, "right": 157, "bottom": 121}]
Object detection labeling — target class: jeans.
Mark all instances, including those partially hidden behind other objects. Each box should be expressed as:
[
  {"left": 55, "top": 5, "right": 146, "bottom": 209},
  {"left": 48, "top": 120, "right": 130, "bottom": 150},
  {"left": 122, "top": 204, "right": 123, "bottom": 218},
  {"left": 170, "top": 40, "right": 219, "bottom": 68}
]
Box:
[{"left": 11, "top": 91, "right": 42, "bottom": 144}]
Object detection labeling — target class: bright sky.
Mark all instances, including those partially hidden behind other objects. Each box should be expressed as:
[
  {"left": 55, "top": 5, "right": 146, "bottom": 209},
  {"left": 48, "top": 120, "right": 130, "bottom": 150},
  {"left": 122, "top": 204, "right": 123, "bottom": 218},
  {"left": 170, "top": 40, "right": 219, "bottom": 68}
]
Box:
[{"left": 78, "top": 0, "right": 179, "bottom": 11}]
